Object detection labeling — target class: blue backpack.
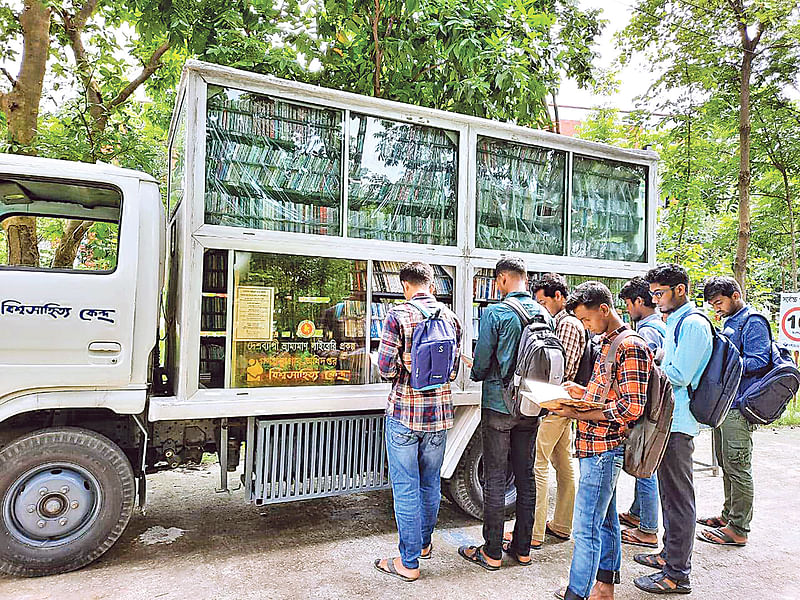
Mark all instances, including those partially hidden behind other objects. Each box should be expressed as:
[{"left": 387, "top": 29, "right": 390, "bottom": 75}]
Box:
[
  {"left": 674, "top": 309, "right": 743, "bottom": 427},
  {"left": 407, "top": 300, "right": 458, "bottom": 391},
  {"left": 736, "top": 314, "right": 800, "bottom": 425}
]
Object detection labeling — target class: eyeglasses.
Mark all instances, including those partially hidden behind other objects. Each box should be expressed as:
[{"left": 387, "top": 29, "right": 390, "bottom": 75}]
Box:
[{"left": 651, "top": 286, "right": 676, "bottom": 300}]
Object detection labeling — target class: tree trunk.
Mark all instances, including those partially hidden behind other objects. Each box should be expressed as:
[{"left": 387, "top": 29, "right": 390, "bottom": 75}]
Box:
[
  {"left": 51, "top": 219, "right": 93, "bottom": 268},
  {"left": 780, "top": 166, "right": 798, "bottom": 291},
  {"left": 0, "top": 0, "right": 51, "bottom": 267}
]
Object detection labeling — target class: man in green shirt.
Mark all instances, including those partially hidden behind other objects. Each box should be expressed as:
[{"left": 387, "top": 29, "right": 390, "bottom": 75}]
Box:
[{"left": 459, "top": 256, "right": 553, "bottom": 571}]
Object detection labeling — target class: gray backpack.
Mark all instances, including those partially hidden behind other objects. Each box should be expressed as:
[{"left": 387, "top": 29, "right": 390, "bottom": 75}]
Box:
[
  {"left": 600, "top": 330, "right": 674, "bottom": 478},
  {"left": 502, "top": 297, "right": 566, "bottom": 418}
]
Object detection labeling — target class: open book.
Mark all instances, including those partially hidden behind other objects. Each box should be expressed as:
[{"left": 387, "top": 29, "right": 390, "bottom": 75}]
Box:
[{"left": 519, "top": 379, "right": 606, "bottom": 413}]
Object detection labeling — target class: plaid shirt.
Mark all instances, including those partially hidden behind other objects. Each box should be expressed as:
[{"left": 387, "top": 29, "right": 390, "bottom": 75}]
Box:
[
  {"left": 555, "top": 310, "right": 585, "bottom": 382},
  {"left": 575, "top": 325, "right": 652, "bottom": 458},
  {"left": 377, "top": 293, "right": 463, "bottom": 432}
]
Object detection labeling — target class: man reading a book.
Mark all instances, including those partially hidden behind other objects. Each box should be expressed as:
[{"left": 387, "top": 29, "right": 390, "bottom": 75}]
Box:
[{"left": 551, "top": 282, "right": 653, "bottom": 600}]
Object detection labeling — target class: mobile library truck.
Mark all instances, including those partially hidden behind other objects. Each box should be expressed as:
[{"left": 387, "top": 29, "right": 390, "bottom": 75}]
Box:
[{"left": 0, "top": 60, "right": 657, "bottom": 576}]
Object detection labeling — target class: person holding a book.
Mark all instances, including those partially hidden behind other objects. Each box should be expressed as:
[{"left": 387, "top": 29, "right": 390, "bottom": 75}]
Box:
[{"left": 550, "top": 282, "right": 653, "bottom": 600}]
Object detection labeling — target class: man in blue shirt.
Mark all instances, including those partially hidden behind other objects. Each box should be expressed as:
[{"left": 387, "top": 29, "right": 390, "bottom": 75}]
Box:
[
  {"left": 634, "top": 264, "right": 713, "bottom": 596},
  {"left": 696, "top": 276, "right": 770, "bottom": 547},
  {"left": 618, "top": 277, "right": 667, "bottom": 550},
  {"left": 459, "top": 256, "right": 552, "bottom": 571}
]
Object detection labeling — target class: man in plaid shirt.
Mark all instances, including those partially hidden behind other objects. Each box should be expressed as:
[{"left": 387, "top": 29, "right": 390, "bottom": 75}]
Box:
[
  {"left": 551, "top": 282, "right": 652, "bottom": 600},
  {"left": 373, "top": 261, "right": 462, "bottom": 583}
]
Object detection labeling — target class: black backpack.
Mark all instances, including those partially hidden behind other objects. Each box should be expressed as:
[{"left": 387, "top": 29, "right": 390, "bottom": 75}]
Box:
[
  {"left": 599, "top": 330, "right": 674, "bottom": 478},
  {"left": 674, "top": 309, "right": 743, "bottom": 428},
  {"left": 575, "top": 328, "right": 601, "bottom": 387},
  {"left": 736, "top": 314, "right": 800, "bottom": 425},
  {"left": 501, "top": 297, "right": 566, "bottom": 418}
]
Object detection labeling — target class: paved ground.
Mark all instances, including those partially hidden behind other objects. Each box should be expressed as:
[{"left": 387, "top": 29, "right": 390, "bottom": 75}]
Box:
[{"left": 2, "top": 427, "right": 799, "bottom": 600}]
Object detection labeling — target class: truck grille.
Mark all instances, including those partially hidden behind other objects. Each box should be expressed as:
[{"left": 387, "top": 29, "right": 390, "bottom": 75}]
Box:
[{"left": 252, "top": 413, "right": 390, "bottom": 505}]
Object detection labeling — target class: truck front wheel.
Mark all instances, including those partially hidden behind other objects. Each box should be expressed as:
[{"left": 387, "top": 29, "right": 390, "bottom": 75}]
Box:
[
  {"left": 446, "top": 434, "right": 517, "bottom": 520},
  {"left": 0, "top": 427, "right": 136, "bottom": 577}
]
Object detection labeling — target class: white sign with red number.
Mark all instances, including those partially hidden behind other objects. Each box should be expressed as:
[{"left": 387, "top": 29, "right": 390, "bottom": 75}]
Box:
[{"left": 778, "top": 293, "right": 800, "bottom": 350}]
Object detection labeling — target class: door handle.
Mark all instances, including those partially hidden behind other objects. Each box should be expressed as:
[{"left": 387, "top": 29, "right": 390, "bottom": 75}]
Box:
[{"left": 88, "top": 342, "right": 122, "bottom": 353}]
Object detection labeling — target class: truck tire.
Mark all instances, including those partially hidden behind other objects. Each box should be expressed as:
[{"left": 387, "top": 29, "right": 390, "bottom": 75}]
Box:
[
  {"left": 0, "top": 427, "right": 136, "bottom": 577},
  {"left": 446, "top": 434, "right": 517, "bottom": 520}
]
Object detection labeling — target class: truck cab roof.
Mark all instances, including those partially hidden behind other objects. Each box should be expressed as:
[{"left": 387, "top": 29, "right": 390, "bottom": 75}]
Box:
[{"left": 0, "top": 153, "right": 158, "bottom": 184}]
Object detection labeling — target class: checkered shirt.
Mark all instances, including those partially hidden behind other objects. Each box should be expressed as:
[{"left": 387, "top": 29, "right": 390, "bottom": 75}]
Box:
[{"left": 555, "top": 309, "right": 586, "bottom": 382}]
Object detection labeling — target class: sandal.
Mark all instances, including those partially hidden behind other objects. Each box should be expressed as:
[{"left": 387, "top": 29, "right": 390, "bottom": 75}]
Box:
[
  {"left": 619, "top": 511, "right": 641, "bottom": 528},
  {"left": 502, "top": 531, "right": 542, "bottom": 550},
  {"left": 621, "top": 527, "right": 659, "bottom": 548},
  {"left": 458, "top": 545, "right": 500, "bottom": 571},
  {"left": 696, "top": 527, "right": 747, "bottom": 547},
  {"left": 633, "top": 572, "right": 692, "bottom": 595},
  {"left": 553, "top": 588, "right": 567, "bottom": 600},
  {"left": 500, "top": 539, "right": 532, "bottom": 566},
  {"left": 546, "top": 521, "right": 570, "bottom": 541},
  {"left": 633, "top": 553, "right": 666, "bottom": 570},
  {"left": 696, "top": 516, "right": 727, "bottom": 528},
  {"left": 373, "top": 557, "right": 419, "bottom": 582},
  {"left": 420, "top": 543, "right": 433, "bottom": 560}
]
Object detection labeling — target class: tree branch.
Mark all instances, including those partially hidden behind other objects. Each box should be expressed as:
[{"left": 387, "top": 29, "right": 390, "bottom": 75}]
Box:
[
  {"left": 1, "top": 67, "right": 17, "bottom": 86},
  {"left": 107, "top": 40, "right": 171, "bottom": 111},
  {"left": 58, "top": 1, "right": 104, "bottom": 126}
]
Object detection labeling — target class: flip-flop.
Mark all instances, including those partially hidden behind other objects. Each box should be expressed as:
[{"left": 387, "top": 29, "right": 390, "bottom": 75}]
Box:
[
  {"left": 633, "top": 553, "right": 667, "bottom": 570},
  {"left": 502, "top": 531, "right": 542, "bottom": 550},
  {"left": 633, "top": 572, "right": 692, "bottom": 595},
  {"left": 458, "top": 545, "right": 500, "bottom": 571},
  {"left": 696, "top": 527, "right": 747, "bottom": 547},
  {"left": 621, "top": 527, "right": 659, "bottom": 548},
  {"left": 373, "top": 557, "right": 418, "bottom": 582},
  {"left": 619, "top": 511, "right": 641, "bottom": 528},
  {"left": 420, "top": 543, "right": 433, "bottom": 560},
  {"left": 696, "top": 516, "right": 727, "bottom": 528},
  {"left": 553, "top": 588, "right": 567, "bottom": 600},
  {"left": 546, "top": 521, "right": 570, "bottom": 541},
  {"left": 500, "top": 539, "right": 532, "bottom": 566}
]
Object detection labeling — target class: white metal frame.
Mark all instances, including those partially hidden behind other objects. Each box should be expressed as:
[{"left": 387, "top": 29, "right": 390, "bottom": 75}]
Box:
[{"left": 153, "top": 60, "right": 659, "bottom": 421}]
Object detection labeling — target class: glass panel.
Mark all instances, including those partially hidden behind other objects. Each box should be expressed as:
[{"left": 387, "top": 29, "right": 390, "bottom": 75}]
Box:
[
  {"left": 200, "top": 249, "right": 228, "bottom": 389},
  {"left": 566, "top": 274, "right": 629, "bottom": 319},
  {"left": 571, "top": 157, "right": 647, "bottom": 262},
  {"left": 0, "top": 178, "right": 121, "bottom": 272},
  {"left": 168, "top": 99, "right": 186, "bottom": 215},
  {"left": 369, "top": 261, "right": 454, "bottom": 382},
  {"left": 348, "top": 115, "right": 457, "bottom": 245},
  {"left": 205, "top": 85, "right": 343, "bottom": 235},
  {"left": 231, "top": 252, "right": 367, "bottom": 387},
  {"left": 471, "top": 268, "right": 543, "bottom": 347},
  {"left": 476, "top": 137, "right": 566, "bottom": 254}
]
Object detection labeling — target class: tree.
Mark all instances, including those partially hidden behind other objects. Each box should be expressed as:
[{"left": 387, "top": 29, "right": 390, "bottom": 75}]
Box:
[{"left": 619, "top": 0, "right": 800, "bottom": 297}]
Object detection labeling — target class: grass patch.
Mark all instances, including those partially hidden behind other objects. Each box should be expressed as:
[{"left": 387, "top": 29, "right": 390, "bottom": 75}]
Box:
[{"left": 776, "top": 398, "right": 800, "bottom": 426}]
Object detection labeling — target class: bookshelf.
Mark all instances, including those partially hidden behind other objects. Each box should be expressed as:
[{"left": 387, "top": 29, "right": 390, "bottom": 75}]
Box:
[
  {"left": 200, "top": 249, "right": 228, "bottom": 388},
  {"left": 471, "top": 268, "right": 544, "bottom": 344},
  {"left": 348, "top": 115, "right": 458, "bottom": 246},
  {"left": 204, "top": 85, "right": 343, "bottom": 236},
  {"left": 570, "top": 156, "right": 647, "bottom": 262},
  {"left": 476, "top": 137, "right": 566, "bottom": 255}
]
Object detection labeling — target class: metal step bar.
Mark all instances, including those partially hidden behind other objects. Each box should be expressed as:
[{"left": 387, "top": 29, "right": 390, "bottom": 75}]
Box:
[{"left": 247, "top": 412, "right": 390, "bottom": 505}]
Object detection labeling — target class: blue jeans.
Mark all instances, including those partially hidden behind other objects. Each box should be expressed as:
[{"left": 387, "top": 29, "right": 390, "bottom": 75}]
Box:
[
  {"left": 385, "top": 416, "right": 447, "bottom": 570},
  {"left": 566, "top": 446, "right": 624, "bottom": 600},
  {"left": 629, "top": 474, "right": 659, "bottom": 534}
]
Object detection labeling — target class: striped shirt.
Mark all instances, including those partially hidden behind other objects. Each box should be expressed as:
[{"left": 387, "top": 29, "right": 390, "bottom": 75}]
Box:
[
  {"left": 575, "top": 325, "right": 652, "bottom": 458},
  {"left": 377, "top": 293, "right": 463, "bottom": 431}
]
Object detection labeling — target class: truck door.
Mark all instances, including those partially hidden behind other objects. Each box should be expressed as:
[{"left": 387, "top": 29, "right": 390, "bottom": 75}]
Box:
[{"left": 0, "top": 174, "right": 137, "bottom": 399}]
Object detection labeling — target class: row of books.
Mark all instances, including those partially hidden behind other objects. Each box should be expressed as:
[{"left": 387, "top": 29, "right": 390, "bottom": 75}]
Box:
[
  {"left": 208, "top": 159, "right": 340, "bottom": 200},
  {"left": 205, "top": 191, "right": 341, "bottom": 235},
  {"left": 473, "top": 271, "right": 502, "bottom": 301},
  {"left": 471, "top": 305, "right": 488, "bottom": 339},
  {"left": 476, "top": 180, "right": 564, "bottom": 223},
  {"left": 348, "top": 210, "right": 455, "bottom": 245},
  {"left": 571, "top": 239, "right": 644, "bottom": 262},
  {"left": 477, "top": 139, "right": 560, "bottom": 169},
  {"left": 207, "top": 100, "right": 340, "bottom": 145},
  {"left": 200, "top": 339, "right": 226, "bottom": 361},
  {"left": 476, "top": 224, "right": 564, "bottom": 256},
  {"left": 201, "top": 296, "right": 227, "bottom": 331},
  {"left": 372, "top": 262, "right": 454, "bottom": 296},
  {"left": 207, "top": 137, "right": 339, "bottom": 171},
  {"left": 203, "top": 251, "right": 227, "bottom": 292}
]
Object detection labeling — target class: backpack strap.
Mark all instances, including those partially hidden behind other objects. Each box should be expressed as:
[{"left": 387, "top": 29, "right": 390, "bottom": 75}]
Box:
[
  {"left": 737, "top": 311, "right": 773, "bottom": 347},
  {"left": 674, "top": 308, "right": 714, "bottom": 344},
  {"left": 599, "top": 329, "right": 643, "bottom": 403},
  {"left": 503, "top": 296, "right": 535, "bottom": 326},
  {"left": 406, "top": 299, "right": 441, "bottom": 320}
]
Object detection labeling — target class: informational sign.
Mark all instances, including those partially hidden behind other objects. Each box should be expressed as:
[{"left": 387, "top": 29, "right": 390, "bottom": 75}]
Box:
[
  {"left": 778, "top": 293, "right": 800, "bottom": 350},
  {"left": 233, "top": 286, "right": 274, "bottom": 341}
]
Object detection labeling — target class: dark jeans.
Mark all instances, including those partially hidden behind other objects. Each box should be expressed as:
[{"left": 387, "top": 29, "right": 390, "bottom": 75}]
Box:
[
  {"left": 657, "top": 432, "right": 695, "bottom": 583},
  {"left": 481, "top": 408, "right": 539, "bottom": 560}
]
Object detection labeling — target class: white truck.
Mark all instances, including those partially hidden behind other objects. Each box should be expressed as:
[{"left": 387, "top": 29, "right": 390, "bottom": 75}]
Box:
[{"left": 0, "top": 61, "right": 657, "bottom": 577}]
